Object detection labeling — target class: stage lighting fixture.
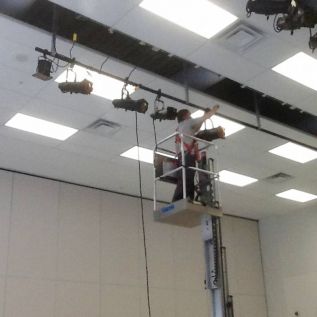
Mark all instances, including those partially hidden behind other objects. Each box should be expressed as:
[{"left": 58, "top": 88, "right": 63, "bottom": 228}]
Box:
[
  {"left": 112, "top": 96, "right": 149, "bottom": 114},
  {"left": 32, "top": 58, "right": 53, "bottom": 81},
  {"left": 246, "top": 0, "right": 317, "bottom": 51},
  {"left": 58, "top": 79, "right": 93, "bottom": 95},
  {"left": 196, "top": 126, "right": 226, "bottom": 141},
  {"left": 150, "top": 106, "right": 177, "bottom": 121},
  {"left": 150, "top": 90, "right": 177, "bottom": 121},
  {"left": 246, "top": 0, "right": 289, "bottom": 16}
]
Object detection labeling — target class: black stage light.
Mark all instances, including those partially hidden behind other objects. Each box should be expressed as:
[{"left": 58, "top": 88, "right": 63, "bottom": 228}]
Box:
[
  {"left": 112, "top": 96, "right": 148, "bottom": 114},
  {"left": 246, "top": 0, "right": 289, "bottom": 16},
  {"left": 196, "top": 126, "right": 226, "bottom": 141},
  {"left": 58, "top": 79, "right": 93, "bottom": 95},
  {"left": 150, "top": 89, "right": 176, "bottom": 121},
  {"left": 150, "top": 106, "right": 177, "bottom": 121},
  {"left": 32, "top": 58, "right": 53, "bottom": 81}
]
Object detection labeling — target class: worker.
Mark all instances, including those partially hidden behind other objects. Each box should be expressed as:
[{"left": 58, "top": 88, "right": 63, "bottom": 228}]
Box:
[{"left": 172, "top": 105, "right": 225, "bottom": 202}]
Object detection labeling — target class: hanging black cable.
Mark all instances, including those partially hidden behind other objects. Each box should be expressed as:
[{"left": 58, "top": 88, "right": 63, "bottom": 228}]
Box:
[
  {"left": 127, "top": 66, "right": 137, "bottom": 81},
  {"left": 135, "top": 112, "right": 152, "bottom": 317},
  {"left": 69, "top": 40, "right": 75, "bottom": 59},
  {"left": 152, "top": 119, "right": 158, "bottom": 148},
  {"left": 99, "top": 56, "right": 110, "bottom": 72}
]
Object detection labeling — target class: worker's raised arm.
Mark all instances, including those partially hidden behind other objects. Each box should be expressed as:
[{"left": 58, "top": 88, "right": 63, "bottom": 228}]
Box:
[
  {"left": 191, "top": 104, "right": 220, "bottom": 132},
  {"left": 202, "top": 104, "right": 219, "bottom": 120}
]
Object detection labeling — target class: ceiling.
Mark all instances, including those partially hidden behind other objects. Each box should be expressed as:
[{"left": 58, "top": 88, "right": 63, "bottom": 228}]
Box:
[{"left": 0, "top": 0, "right": 316, "bottom": 220}]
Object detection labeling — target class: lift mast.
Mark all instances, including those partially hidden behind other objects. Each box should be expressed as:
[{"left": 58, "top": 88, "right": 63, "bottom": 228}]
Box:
[{"left": 153, "top": 132, "right": 234, "bottom": 317}]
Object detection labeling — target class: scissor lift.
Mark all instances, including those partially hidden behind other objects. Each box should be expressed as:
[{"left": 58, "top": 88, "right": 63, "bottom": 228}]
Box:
[{"left": 153, "top": 131, "right": 234, "bottom": 317}]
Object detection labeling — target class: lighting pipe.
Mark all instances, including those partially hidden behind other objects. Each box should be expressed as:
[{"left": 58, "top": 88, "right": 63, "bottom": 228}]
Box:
[{"left": 35, "top": 46, "right": 317, "bottom": 151}]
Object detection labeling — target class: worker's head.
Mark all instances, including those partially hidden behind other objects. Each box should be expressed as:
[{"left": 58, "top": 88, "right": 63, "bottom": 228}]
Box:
[{"left": 177, "top": 109, "right": 191, "bottom": 122}]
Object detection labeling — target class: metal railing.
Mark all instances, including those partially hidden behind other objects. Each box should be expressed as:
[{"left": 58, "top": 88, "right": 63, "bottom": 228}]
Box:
[{"left": 153, "top": 131, "right": 218, "bottom": 210}]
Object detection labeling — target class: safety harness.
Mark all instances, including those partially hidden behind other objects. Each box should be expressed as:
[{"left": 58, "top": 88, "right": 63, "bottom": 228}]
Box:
[{"left": 175, "top": 128, "right": 200, "bottom": 161}]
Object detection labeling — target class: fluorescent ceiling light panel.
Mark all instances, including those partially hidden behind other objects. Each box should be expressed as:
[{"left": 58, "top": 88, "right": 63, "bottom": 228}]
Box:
[
  {"left": 121, "top": 146, "right": 175, "bottom": 164},
  {"left": 55, "top": 65, "right": 135, "bottom": 100},
  {"left": 121, "top": 146, "right": 154, "bottom": 164},
  {"left": 272, "top": 52, "right": 317, "bottom": 91},
  {"left": 219, "top": 170, "right": 258, "bottom": 187},
  {"left": 5, "top": 113, "right": 78, "bottom": 140},
  {"left": 269, "top": 142, "right": 317, "bottom": 163},
  {"left": 191, "top": 111, "right": 245, "bottom": 136},
  {"left": 139, "top": 0, "right": 238, "bottom": 38},
  {"left": 276, "top": 189, "right": 317, "bottom": 203}
]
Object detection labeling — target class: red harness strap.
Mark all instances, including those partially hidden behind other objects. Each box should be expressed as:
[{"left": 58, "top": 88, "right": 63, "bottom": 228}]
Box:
[{"left": 175, "top": 133, "right": 200, "bottom": 161}]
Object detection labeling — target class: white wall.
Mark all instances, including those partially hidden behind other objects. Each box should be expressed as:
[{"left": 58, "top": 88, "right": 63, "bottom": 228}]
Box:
[
  {"left": 0, "top": 170, "right": 267, "bottom": 317},
  {"left": 222, "top": 216, "right": 267, "bottom": 317},
  {"left": 260, "top": 208, "right": 317, "bottom": 317}
]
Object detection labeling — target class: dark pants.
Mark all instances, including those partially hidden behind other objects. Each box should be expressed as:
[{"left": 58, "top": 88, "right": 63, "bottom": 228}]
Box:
[{"left": 172, "top": 152, "right": 196, "bottom": 202}]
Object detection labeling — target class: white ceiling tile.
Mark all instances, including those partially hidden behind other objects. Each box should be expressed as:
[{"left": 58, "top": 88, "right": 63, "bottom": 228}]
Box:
[
  {"left": 188, "top": 41, "right": 265, "bottom": 82},
  {"left": 0, "top": 88, "right": 30, "bottom": 124},
  {"left": 57, "top": 142, "right": 114, "bottom": 163},
  {"left": 0, "top": 126, "right": 61, "bottom": 148},
  {"left": 60, "top": 131, "right": 128, "bottom": 157},
  {"left": 0, "top": 64, "right": 49, "bottom": 97},
  {"left": 0, "top": 107, "right": 23, "bottom": 126},
  {"left": 114, "top": 6, "right": 207, "bottom": 58},
  {"left": 226, "top": 128, "right": 284, "bottom": 152},
  {"left": 245, "top": 70, "right": 317, "bottom": 108},
  {"left": 0, "top": 15, "right": 51, "bottom": 48},
  {"left": 300, "top": 94, "right": 317, "bottom": 116},
  {"left": 242, "top": 36, "right": 300, "bottom": 69},
  {"left": 20, "top": 98, "right": 98, "bottom": 130},
  {"left": 50, "top": 0, "right": 140, "bottom": 27},
  {"left": 0, "top": 38, "right": 42, "bottom": 75},
  {"left": 260, "top": 118, "right": 317, "bottom": 149}
]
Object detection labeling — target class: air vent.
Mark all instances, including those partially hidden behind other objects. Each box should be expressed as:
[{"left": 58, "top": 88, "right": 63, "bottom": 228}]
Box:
[
  {"left": 264, "top": 172, "right": 293, "bottom": 184},
  {"left": 85, "top": 119, "right": 121, "bottom": 137},
  {"left": 217, "top": 23, "right": 263, "bottom": 53}
]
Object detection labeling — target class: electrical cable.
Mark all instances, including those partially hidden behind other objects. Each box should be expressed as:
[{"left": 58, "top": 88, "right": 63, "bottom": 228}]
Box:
[
  {"left": 152, "top": 119, "right": 158, "bottom": 148},
  {"left": 127, "top": 66, "right": 137, "bottom": 81},
  {"left": 48, "top": 40, "right": 76, "bottom": 73},
  {"left": 135, "top": 112, "right": 152, "bottom": 317},
  {"left": 99, "top": 56, "right": 110, "bottom": 72},
  {"left": 69, "top": 41, "right": 75, "bottom": 59}
]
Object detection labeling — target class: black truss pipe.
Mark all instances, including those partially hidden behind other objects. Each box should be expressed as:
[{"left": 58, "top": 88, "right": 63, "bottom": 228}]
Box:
[{"left": 35, "top": 47, "right": 317, "bottom": 151}]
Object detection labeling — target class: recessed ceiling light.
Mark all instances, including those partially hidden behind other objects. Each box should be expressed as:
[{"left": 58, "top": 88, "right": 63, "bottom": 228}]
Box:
[
  {"left": 269, "top": 142, "right": 317, "bottom": 163},
  {"left": 55, "top": 65, "right": 135, "bottom": 100},
  {"left": 139, "top": 0, "right": 238, "bottom": 39},
  {"left": 121, "top": 146, "right": 175, "bottom": 164},
  {"left": 121, "top": 146, "right": 154, "bottom": 164},
  {"left": 191, "top": 111, "right": 245, "bottom": 136},
  {"left": 276, "top": 189, "right": 317, "bottom": 203},
  {"left": 5, "top": 113, "right": 78, "bottom": 141},
  {"left": 272, "top": 52, "right": 317, "bottom": 91},
  {"left": 218, "top": 170, "right": 258, "bottom": 187}
]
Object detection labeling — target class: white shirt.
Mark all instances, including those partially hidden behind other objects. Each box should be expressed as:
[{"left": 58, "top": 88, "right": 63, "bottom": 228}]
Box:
[{"left": 176, "top": 117, "right": 205, "bottom": 154}]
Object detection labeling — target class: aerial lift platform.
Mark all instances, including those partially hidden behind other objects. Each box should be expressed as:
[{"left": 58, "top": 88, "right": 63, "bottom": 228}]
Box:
[{"left": 153, "top": 131, "right": 234, "bottom": 317}]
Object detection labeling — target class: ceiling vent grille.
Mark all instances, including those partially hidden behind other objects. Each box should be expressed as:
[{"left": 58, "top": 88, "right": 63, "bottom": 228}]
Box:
[
  {"left": 217, "top": 23, "right": 264, "bottom": 53},
  {"left": 85, "top": 119, "right": 121, "bottom": 137},
  {"left": 264, "top": 172, "right": 293, "bottom": 184}
]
